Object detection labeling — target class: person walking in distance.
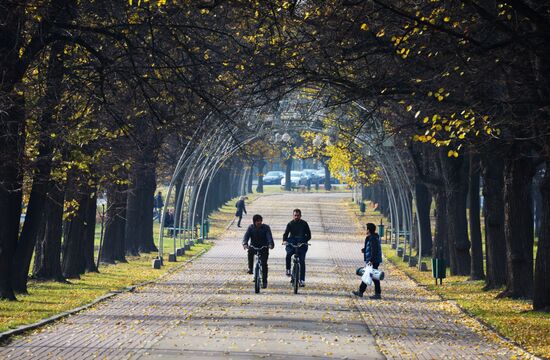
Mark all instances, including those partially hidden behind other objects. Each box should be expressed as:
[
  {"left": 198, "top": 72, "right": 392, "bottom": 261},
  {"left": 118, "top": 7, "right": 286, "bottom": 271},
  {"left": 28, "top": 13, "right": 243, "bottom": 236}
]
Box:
[
  {"left": 353, "top": 223, "right": 383, "bottom": 299},
  {"left": 242, "top": 214, "right": 274, "bottom": 288},
  {"left": 235, "top": 196, "right": 247, "bottom": 227},
  {"left": 283, "top": 209, "right": 311, "bottom": 287},
  {"left": 154, "top": 191, "right": 164, "bottom": 223}
]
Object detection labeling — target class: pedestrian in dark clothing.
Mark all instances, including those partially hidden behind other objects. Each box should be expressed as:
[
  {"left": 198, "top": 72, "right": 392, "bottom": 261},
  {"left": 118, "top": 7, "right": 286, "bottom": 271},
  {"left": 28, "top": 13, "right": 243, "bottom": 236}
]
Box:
[
  {"left": 353, "top": 222, "right": 383, "bottom": 299},
  {"left": 282, "top": 209, "right": 311, "bottom": 287},
  {"left": 164, "top": 209, "right": 174, "bottom": 235},
  {"left": 242, "top": 214, "right": 274, "bottom": 288},
  {"left": 235, "top": 196, "right": 247, "bottom": 227},
  {"left": 154, "top": 191, "right": 164, "bottom": 223}
]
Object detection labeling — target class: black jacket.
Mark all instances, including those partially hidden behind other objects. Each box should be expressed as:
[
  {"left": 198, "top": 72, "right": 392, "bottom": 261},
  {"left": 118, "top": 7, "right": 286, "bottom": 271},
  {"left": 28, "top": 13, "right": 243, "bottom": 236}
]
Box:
[
  {"left": 235, "top": 199, "right": 247, "bottom": 217},
  {"left": 242, "top": 224, "right": 274, "bottom": 248},
  {"left": 283, "top": 219, "right": 311, "bottom": 243},
  {"left": 363, "top": 233, "right": 382, "bottom": 264}
]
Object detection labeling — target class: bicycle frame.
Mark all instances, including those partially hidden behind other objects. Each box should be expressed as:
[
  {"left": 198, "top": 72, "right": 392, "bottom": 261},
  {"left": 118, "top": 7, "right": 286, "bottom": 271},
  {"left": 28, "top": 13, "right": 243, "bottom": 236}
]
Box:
[
  {"left": 249, "top": 245, "right": 268, "bottom": 293},
  {"left": 286, "top": 242, "right": 309, "bottom": 294}
]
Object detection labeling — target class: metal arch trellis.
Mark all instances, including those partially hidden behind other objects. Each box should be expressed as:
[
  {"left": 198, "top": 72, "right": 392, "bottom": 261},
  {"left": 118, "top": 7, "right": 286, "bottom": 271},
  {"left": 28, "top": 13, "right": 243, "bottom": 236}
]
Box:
[
  {"left": 162, "top": 130, "right": 234, "bottom": 260},
  {"left": 158, "top": 88, "right": 424, "bottom": 269},
  {"left": 157, "top": 110, "right": 266, "bottom": 263}
]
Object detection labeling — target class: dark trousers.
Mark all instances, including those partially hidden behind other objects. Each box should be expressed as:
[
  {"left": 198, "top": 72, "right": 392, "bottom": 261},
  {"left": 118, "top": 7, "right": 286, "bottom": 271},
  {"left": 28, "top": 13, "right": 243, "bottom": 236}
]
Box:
[
  {"left": 248, "top": 248, "right": 269, "bottom": 283},
  {"left": 286, "top": 244, "right": 308, "bottom": 281},
  {"left": 359, "top": 263, "right": 381, "bottom": 295},
  {"left": 237, "top": 215, "right": 243, "bottom": 227}
]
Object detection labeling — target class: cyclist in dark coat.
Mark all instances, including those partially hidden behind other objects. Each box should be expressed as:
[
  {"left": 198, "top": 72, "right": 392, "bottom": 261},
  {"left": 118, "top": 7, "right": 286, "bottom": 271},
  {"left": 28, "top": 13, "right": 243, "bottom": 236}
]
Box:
[
  {"left": 353, "top": 222, "right": 382, "bottom": 299},
  {"left": 282, "top": 209, "right": 311, "bottom": 287},
  {"left": 235, "top": 196, "right": 247, "bottom": 227},
  {"left": 242, "top": 214, "right": 274, "bottom": 288}
]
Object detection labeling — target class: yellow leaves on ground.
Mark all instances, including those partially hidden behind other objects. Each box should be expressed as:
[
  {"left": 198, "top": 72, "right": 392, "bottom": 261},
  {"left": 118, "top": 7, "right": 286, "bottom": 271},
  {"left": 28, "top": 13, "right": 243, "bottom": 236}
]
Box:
[{"left": 381, "top": 243, "right": 550, "bottom": 359}]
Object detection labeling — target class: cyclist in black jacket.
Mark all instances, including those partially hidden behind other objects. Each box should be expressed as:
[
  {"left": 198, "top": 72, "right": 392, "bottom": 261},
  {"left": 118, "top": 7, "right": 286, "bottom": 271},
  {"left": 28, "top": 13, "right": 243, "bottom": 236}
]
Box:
[
  {"left": 242, "top": 214, "right": 274, "bottom": 288},
  {"left": 282, "top": 209, "right": 311, "bottom": 287}
]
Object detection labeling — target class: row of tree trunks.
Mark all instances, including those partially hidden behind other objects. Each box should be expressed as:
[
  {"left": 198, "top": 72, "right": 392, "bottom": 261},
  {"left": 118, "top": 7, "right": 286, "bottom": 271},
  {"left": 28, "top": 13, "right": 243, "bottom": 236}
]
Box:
[{"left": 11, "top": 41, "right": 67, "bottom": 293}]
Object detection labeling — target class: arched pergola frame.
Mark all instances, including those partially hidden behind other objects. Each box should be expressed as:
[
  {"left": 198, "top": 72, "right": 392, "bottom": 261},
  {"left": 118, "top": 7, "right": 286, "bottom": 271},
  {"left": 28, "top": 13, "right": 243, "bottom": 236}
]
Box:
[{"left": 157, "top": 90, "right": 425, "bottom": 269}]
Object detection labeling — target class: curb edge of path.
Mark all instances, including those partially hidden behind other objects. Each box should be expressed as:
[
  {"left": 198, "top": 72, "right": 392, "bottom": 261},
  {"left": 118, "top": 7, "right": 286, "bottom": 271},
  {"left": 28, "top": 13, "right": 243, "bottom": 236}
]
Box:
[
  {"left": 0, "top": 247, "right": 209, "bottom": 345},
  {"left": 385, "top": 257, "right": 542, "bottom": 360}
]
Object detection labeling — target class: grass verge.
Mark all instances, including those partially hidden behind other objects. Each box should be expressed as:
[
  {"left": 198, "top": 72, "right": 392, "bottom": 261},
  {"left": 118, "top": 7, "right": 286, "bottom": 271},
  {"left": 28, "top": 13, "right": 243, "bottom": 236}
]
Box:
[
  {"left": 345, "top": 200, "right": 550, "bottom": 359},
  {"left": 0, "top": 191, "right": 259, "bottom": 333}
]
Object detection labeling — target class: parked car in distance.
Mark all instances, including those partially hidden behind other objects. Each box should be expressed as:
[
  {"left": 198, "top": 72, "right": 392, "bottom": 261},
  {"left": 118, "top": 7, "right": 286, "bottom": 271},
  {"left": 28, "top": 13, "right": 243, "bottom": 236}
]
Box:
[
  {"left": 302, "top": 169, "right": 320, "bottom": 183},
  {"left": 315, "top": 169, "right": 325, "bottom": 182},
  {"left": 263, "top": 171, "right": 284, "bottom": 184},
  {"left": 281, "top": 171, "right": 307, "bottom": 187},
  {"left": 315, "top": 169, "right": 340, "bottom": 184}
]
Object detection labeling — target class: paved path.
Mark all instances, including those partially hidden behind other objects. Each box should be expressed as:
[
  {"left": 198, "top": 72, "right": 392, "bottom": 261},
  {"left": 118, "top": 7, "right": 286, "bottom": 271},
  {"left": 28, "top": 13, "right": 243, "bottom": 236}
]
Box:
[{"left": 0, "top": 193, "right": 530, "bottom": 359}]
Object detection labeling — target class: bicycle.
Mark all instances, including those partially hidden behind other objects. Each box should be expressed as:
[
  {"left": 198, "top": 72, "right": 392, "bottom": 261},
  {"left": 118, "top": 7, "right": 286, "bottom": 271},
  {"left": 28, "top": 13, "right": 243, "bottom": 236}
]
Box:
[
  {"left": 285, "top": 242, "right": 310, "bottom": 294},
  {"left": 248, "top": 245, "right": 268, "bottom": 293}
]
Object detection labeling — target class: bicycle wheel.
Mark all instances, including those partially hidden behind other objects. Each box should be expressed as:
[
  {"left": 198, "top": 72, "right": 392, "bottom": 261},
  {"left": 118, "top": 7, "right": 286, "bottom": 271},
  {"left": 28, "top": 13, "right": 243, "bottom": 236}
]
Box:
[
  {"left": 254, "top": 259, "right": 261, "bottom": 293},
  {"left": 293, "top": 257, "right": 299, "bottom": 294}
]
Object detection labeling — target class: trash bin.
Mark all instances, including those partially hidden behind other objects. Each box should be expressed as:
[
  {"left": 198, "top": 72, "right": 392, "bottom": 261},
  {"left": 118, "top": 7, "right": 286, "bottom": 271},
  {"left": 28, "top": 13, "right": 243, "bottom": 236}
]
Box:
[
  {"left": 432, "top": 258, "right": 446, "bottom": 285},
  {"left": 378, "top": 224, "right": 384, "bottom": 237},
  {"left": 359, "top": 202, "right": 366, "bottom": 213},
  {"left": 397, "top": 247, "right": 403, "bottom": 257}
]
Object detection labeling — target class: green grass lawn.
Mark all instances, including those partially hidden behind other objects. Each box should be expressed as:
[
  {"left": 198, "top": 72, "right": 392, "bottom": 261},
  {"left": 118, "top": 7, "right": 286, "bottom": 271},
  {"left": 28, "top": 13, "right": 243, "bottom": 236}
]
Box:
[
  {"left": 346, "top": 200, "right": 550, "bottom": 359},
  {"left": 0, "top": 245, "right": 209, "bottom": 333},
  {"left": 0, "top": 191, "right": 252, "bottom": 333}
]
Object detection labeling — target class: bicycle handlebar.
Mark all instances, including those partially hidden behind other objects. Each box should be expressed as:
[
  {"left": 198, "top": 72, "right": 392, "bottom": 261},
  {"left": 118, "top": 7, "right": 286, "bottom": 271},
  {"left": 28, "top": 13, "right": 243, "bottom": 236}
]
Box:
[
  {"left": 283, "top": 242, "right": 310, "bottom": 248},
  {"left": 248, "top": 245, "right": 269, "bottom": 251}
]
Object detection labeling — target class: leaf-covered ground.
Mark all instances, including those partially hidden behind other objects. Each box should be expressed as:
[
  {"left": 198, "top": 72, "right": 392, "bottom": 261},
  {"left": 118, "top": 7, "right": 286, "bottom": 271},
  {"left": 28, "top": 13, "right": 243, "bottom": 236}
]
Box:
[{"left": 347, "top": 201, "right": 550, "bottom": 359}]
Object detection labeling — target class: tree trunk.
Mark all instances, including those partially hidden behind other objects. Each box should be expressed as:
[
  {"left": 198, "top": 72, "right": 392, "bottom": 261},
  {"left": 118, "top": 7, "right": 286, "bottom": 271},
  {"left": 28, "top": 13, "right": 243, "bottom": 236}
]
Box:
[
  {"left": 12, "top": 41, "right": 66, "bottom": 293},
  {"left": 415, "top": 181, "right": 433, "bottom": 256},
  {"left": 101, "top": 183, "right": 128, "bottom": 263},
  {"left": 247, "top": 161, "right": 254, "bottom": 193},
  {"left": 62, "top": 190, "right": 91, "bottom": 278},
  {"left": 433, "top": 189, "right": 448, "bottom": 260},
  {"left": 84, "top": 190, "right": 98, "bottom": 272},
  {"left": 0, "top": 4, "right": 27, "bottom": 301},
  {"left": 139, "top": 159, "right": 158, "bottom": 253},
  {"left": 125, "top": 172, "right": 142, "bottom": 256},
  {"left": 285, "top": 158, "right": 293, "bottom": 191},
  {"left": 32, "top": 182, "right": 66, "bottom": 281},
  {"left": 440, "top": 151, "right": 471, "bottom": 275},
  {"left": 323, "top": 163, "right": 332, "bottom": 191},
  {"left": 481, "top": 150, "right": 507, "bottom": 289},
  {"left": 469, "top": 154, "right": 485, "bottom": 280},
  {"left": 534, "top": 161, "right": 550, "bottom": 310},
  {"left": 533, "top": 173, "right": 542, "bottom": 239},
  {"left": 0, "top": 93, "right": 25, "bottom": 301},
  {"left": 256, "top": 160, "right": 266, "bottom": 193},
  {"left": 500, "top": 156, "right": 535, "bottom": 299}
]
